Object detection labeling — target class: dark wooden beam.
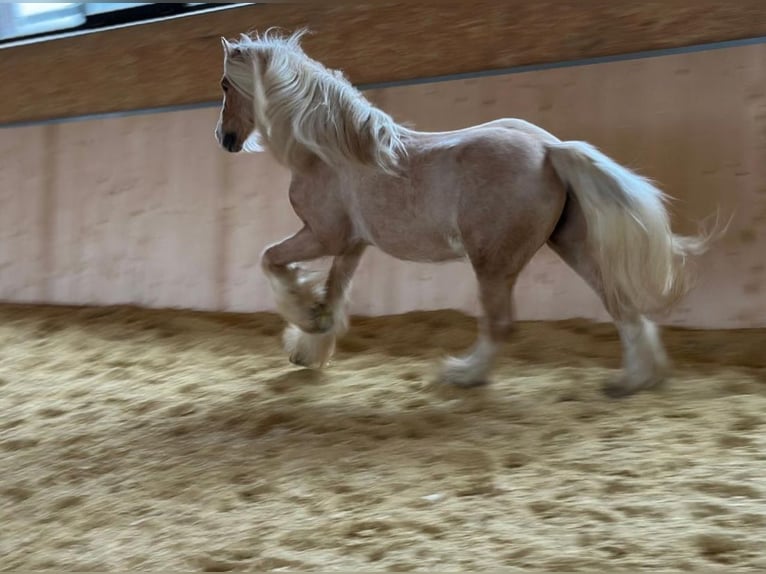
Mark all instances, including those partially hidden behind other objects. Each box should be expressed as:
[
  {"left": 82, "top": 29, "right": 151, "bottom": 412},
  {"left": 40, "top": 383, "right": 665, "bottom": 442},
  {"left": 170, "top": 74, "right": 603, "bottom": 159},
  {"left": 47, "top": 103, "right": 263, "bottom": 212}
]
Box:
[{"left": 2, "top": 0, "right": 765, "bottom": 125}]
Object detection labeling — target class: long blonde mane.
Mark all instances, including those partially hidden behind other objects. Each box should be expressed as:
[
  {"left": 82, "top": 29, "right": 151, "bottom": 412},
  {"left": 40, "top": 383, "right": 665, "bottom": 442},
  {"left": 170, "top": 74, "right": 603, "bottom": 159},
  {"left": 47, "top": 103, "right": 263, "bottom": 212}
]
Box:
[{"left": 223, "top": 29, "right": 406, "bottom": 175}]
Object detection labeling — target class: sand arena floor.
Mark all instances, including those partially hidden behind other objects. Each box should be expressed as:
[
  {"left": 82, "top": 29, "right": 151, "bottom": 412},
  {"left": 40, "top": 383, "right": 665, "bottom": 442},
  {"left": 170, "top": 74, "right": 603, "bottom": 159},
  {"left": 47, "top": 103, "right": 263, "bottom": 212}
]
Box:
[{"left": 0, "top": 303, "right": 765, "bottom": 572}]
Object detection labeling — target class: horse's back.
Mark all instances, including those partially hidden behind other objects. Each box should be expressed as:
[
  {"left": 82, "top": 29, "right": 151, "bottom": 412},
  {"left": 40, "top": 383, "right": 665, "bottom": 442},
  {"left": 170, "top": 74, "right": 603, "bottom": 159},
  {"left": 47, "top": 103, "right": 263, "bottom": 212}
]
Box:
[
  {"left": 405, "top": 117, "right": 562, "bottom": 148},
  {"left": 414, "top": 120, "right": 563, "bottom": 195}
]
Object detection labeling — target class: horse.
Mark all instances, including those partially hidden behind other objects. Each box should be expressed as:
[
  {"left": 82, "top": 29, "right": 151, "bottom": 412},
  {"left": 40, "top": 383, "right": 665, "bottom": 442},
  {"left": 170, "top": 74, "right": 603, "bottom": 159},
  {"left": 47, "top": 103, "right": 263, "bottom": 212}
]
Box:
[{"left": 214, "top": 29, "right": 719, "bottom": 397}]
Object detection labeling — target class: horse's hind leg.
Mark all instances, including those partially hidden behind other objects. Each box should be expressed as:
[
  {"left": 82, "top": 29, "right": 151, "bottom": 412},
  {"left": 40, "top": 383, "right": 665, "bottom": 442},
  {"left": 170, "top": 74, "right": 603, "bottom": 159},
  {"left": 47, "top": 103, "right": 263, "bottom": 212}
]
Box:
[
  {"left": 441, "top": 165, "right": 565, "bottom": 387},
  {"left": 548, "top": 195, "right": 669, "bottom": 397},
  {"left": 283, "top": 245, "right": 365, "bottom": 368},
  {"left": 441, "top": 272, "right": 516, "bottom": 387}
]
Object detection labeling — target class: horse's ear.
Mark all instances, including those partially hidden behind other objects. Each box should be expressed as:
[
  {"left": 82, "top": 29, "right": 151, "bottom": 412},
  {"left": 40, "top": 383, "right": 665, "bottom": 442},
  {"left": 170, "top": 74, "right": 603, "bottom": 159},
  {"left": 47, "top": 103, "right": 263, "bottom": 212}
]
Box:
[{"left": 221, "top": 37, "right": 244, "bottom": 60}]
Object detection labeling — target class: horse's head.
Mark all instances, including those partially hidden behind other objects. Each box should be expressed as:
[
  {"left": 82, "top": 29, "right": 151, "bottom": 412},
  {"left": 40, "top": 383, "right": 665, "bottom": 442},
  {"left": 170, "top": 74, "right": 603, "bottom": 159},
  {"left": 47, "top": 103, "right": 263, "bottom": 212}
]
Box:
[
  {"left": 213, "top": 29, "right": 404, "bottom": 174},
  {"left": 215, "top": 38, "right": 256, "bottom": 153}
]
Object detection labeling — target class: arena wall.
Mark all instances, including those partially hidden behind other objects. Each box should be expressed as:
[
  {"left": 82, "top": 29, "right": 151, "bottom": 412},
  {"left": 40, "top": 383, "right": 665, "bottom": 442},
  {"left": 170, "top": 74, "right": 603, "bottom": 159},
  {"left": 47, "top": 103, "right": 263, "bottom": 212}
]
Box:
[
  {"left": 0, "top": 40, "right": 764, "bottom": 328},
  {"left": 2, "top": 0, "right": 766, "bottom": 125}
]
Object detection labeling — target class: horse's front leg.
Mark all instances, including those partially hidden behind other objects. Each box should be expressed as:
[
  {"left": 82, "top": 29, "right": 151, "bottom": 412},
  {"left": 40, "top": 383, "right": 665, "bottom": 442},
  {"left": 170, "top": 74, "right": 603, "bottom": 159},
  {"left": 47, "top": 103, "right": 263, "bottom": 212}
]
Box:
[
  {"left": 322, "top": 243, "right": 366, "bottom": 337},
  {"left": 280, "top": 244, "right": 366, "bottom": 368},
  {"left": 261, "top": 226, "right": 332, "bottom": 335}
]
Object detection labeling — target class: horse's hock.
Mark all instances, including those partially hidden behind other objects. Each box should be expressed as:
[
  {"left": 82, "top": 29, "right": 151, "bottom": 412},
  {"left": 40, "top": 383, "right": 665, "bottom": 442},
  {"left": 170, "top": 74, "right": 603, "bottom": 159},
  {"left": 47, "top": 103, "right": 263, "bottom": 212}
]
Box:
[{"left": 0, "top": 2, "right": 765, "bottom": 572}]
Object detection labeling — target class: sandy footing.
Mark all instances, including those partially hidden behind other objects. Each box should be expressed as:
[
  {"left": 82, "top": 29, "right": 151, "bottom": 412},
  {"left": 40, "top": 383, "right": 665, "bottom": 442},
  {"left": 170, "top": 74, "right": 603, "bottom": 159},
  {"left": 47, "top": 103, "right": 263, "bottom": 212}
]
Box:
[{"left": 0, "top": 304, "right": 764, "bottom": 571}]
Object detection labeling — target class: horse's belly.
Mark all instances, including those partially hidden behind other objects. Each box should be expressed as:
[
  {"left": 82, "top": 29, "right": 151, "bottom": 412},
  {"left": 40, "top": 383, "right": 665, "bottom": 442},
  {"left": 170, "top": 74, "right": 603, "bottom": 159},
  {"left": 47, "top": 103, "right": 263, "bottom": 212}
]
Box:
[
  {"left": 360, "top": 223, "right": 466, "bottom": 263},
  {"left": 349, "top": 181, "right": 465, "bottom": 263},
  {"left": 377, "top": 241, "right": 463, "bottom": 263}
]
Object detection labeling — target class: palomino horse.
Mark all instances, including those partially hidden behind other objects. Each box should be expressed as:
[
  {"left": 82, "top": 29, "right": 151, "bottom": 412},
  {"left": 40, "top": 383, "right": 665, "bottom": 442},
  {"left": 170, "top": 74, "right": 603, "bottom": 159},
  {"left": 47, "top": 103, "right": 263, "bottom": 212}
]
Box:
[{"left": 214, "top": 30, "right": 716, "bottom": 397}]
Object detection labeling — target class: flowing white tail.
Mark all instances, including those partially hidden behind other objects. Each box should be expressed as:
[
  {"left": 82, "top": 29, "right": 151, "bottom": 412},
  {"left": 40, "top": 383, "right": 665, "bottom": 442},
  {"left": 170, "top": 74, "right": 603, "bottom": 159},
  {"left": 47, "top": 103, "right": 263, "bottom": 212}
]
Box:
[{"left": 545, "top": 140, "right": 718, "bottom": 315}]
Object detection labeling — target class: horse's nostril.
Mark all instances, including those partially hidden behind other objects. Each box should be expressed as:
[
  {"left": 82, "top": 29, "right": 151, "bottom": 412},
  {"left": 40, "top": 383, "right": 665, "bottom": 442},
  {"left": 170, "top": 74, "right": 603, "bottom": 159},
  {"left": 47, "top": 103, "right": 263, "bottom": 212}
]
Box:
[{"left": 222, "top": 132, "right": 237, "bottom": 151}]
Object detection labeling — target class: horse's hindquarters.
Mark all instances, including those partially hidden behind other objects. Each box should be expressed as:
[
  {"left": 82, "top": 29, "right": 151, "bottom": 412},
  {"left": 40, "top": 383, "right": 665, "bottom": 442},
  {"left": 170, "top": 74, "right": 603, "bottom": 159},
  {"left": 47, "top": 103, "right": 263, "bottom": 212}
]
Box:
[{"left": 452, "top": 129, "right": 568, "bottom": 274}]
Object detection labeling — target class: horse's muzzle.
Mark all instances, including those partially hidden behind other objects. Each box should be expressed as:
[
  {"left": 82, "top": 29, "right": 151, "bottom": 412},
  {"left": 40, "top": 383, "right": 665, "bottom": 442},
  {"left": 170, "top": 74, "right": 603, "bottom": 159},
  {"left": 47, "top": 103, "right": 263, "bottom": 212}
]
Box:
[{"left": 222, "top": 132, "right": 238, "bottom": 152}]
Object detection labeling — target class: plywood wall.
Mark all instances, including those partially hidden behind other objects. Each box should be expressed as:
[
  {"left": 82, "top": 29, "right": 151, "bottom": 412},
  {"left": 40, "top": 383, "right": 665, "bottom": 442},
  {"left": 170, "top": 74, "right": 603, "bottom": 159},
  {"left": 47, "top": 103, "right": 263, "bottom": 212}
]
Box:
[{"left": 1, "top": 41, "right": 764, "bottom": 328}]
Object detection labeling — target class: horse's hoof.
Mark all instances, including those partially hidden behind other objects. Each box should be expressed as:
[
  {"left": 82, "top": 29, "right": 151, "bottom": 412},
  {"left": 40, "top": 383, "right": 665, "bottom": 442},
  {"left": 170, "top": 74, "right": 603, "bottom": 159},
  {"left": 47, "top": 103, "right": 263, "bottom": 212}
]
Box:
[
  {"left": 602, "top": 380, "right": 638, "bottom": 398},
  {"left": 439, "top": 358, "right": 491, "bottom": 388},
  {"left": 283, "top": 324, "right": 335, "bottom": 369},
  {"left": 439, "top": 365, "right": 489, "bottom": 389},
  {"left": 289, "top": 350, "right": 312, "bottom": 368},
  {"left": 602, "top": 374, "right": 666, "bottom": 398},
  {"left": 443, "top": 377, "right": 490, "bottom": 388}
]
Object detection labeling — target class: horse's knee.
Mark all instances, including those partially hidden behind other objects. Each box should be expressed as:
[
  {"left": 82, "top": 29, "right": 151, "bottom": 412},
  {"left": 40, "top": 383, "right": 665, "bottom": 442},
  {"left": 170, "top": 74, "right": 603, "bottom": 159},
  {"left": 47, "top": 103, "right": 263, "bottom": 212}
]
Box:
[
  {"left": 260, "top": 246, "right": 279, "bottom": 273},
  {"left": 261, "top": 248, "right": 300, "bottom": 283}
]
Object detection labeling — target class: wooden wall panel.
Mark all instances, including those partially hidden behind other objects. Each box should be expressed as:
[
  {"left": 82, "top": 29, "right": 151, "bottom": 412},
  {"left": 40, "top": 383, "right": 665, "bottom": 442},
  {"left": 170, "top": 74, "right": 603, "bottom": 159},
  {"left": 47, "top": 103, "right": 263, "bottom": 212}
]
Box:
[
  {"left": 0, "top": 41, "right": 764, "bottom": 328},
  {"left": 219, "top": 145, "right": 296, "bottom": 313},
  {"left": 48, "top": 112, "right": 222, "bottom": 309},
  {"left": 0, "top": 125, "right": 48, "bottom": 302},
  {"left": 2, "top": 0, "right": 766, "bottom": 125}
]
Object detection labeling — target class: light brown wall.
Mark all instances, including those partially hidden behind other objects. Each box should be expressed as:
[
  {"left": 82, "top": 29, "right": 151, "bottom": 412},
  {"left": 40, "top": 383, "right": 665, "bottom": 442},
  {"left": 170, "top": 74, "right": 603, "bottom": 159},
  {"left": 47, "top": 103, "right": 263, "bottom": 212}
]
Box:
[
  {"left": 3, "top": 0, "right": 766, "bottom": 124},
  {"left": 1, "top": 41, "right": 764, "bottom": 328}
]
